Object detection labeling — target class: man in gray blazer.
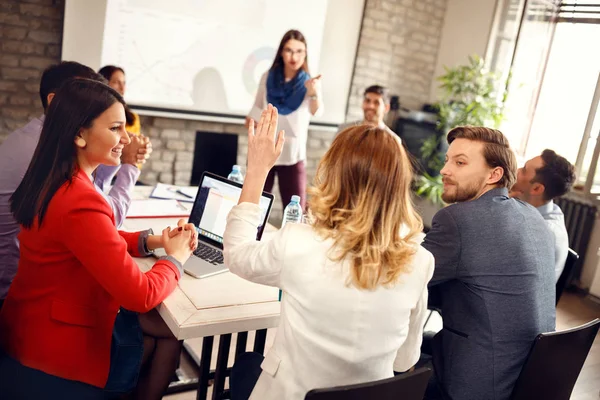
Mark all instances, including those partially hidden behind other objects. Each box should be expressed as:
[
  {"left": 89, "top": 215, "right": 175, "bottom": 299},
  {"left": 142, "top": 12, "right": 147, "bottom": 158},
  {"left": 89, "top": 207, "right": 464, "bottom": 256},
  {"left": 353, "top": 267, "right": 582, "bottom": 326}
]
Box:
[{"left": 422, "top": 126, "right": 556, "bottom": 400}]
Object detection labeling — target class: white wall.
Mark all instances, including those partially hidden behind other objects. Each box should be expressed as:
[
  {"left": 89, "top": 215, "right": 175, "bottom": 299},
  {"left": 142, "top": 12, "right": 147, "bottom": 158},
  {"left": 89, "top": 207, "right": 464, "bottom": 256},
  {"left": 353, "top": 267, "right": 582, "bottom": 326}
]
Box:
[
  {"left": 61, "top": 0, "right": 107, "bottom": 69},
  {"left": 62, "top": 0, "right": 364, "bottom": 125},
  {"left": 430, "top": 0, "right": 498, "bottom": 102}
]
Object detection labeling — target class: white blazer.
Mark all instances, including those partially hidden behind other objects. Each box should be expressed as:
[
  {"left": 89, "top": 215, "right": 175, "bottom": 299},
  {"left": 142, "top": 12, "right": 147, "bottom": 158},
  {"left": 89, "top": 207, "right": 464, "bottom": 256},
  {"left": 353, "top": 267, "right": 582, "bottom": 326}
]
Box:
[{"left": 224, "top": 203, "right": 434, "bottom": 400}]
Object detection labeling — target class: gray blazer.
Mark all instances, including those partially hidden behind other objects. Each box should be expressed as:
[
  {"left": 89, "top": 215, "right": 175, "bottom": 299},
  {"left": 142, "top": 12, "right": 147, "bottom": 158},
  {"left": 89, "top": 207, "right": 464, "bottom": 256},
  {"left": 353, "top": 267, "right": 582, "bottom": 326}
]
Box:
[{"left": 424, "top": 188, "right": 556, "bottom": 400}]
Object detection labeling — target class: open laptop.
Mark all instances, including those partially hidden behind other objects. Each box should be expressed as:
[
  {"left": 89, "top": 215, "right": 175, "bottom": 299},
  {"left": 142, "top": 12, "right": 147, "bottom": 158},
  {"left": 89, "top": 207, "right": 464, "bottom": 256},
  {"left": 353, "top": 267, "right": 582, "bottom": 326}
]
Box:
[{"left": 156, "top": 172, "right": 274, "bottom": 279}]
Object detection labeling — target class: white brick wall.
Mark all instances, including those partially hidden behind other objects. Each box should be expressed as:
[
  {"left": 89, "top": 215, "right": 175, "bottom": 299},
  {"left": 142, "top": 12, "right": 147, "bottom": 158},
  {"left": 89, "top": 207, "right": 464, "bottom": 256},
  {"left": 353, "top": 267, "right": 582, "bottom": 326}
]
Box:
[{"left": 346, "top": 0, "right": 447, "bottom": 121}]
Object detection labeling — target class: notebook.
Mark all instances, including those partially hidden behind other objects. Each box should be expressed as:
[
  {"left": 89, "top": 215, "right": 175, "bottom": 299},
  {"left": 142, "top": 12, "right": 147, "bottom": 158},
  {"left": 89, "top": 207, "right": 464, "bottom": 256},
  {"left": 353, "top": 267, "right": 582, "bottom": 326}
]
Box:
[{"left": 126, "top": 199, "right": 191, "bottom": 218}]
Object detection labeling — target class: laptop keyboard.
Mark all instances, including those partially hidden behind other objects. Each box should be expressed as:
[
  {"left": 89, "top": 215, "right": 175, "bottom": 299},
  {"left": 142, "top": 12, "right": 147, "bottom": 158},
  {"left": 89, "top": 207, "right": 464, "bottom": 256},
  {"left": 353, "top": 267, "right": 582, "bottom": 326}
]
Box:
[{"left": 193, "top": 242, "right": 224, "bottom": 265}]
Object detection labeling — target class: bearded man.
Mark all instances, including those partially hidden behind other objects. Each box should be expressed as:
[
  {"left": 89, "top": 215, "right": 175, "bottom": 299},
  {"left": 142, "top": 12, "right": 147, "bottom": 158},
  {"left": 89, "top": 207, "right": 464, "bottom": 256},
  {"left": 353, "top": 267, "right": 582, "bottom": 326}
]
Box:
[{"left": 421, "top": 126, "right": 555, "bottom": 400}]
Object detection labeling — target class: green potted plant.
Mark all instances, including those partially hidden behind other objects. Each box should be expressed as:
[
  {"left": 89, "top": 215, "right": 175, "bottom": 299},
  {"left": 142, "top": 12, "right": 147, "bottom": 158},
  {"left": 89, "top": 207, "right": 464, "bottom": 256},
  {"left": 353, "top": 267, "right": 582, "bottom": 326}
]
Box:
[{"left": 415, "top": 55, "right": 508, "bottom": 207}]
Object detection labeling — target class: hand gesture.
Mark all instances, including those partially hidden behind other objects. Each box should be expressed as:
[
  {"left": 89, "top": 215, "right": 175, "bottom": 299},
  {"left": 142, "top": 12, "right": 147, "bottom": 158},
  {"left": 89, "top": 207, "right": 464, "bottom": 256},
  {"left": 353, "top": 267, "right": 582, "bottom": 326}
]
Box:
[
  {"left": 121, "top": 133, "right": 152, "bottom": 166},
  {"left": 136, "top": 135, "right": 152, "bottom": 164},
  {"left": 162, "top": 219, "right": 195, "bottom": 265},
  {"left": 247, "top": 104, "right": 285, "bottom": 175},
  {"left": 304, "top": 74, "right": 322, "bottom": 97},
  {"left": 175, "top": 219, "right": 198, "bottom": 251}
]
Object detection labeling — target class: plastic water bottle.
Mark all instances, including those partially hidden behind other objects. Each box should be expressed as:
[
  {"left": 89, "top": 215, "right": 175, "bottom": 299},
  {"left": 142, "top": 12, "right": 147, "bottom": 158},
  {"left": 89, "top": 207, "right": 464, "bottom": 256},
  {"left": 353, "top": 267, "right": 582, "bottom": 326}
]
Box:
[
  {"left": 227, "top": 165, "right": 244, "bottom": 183},
  {"left": 281, "top": 195, "right": 303, "bottom": 228}
]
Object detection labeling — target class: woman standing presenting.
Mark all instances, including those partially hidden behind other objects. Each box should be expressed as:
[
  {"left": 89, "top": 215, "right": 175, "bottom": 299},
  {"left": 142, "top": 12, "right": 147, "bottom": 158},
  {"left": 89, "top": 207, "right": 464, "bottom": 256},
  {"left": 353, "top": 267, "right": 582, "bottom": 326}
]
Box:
[{"left": 247, "top": 29, "right": 322, "bottom": 210}]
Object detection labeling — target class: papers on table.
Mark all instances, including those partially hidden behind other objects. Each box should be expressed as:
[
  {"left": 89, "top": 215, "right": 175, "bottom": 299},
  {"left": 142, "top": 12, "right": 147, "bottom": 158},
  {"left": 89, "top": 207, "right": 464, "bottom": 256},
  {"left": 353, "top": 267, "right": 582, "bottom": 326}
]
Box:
[
  {"left": 178, "top": 271, "right": 280, "bottom": 309},
  {"left": 150, "top": 183, "right": 197, "bottom": 203},
  {"left": 126, "top": 199, "right": 191, "bottom": 218}
]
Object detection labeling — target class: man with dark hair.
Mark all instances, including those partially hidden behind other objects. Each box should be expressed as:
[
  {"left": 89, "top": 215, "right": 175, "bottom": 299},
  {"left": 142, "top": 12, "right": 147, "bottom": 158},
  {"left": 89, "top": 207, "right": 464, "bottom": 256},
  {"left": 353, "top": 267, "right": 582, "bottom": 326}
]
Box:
[
  {"left": 417, "top": 126, "right": 555, "bottom": 400},
  {"left": 0, "top": 61, "right": 151, "bottom": 309},
  {"left": 511, "top": 149, "right": 576, "bottom": 282},
  {"left": 337, "top": 85, "right": 395, "bottom": 135},
  {"left": 38, "top": 61, "right": 102, "bottom": 109}
]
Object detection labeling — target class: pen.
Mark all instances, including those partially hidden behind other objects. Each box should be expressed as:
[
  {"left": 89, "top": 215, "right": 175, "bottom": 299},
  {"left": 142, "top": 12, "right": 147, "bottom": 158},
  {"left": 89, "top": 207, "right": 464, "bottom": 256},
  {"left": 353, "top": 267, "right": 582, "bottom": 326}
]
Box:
[
  {"left": 175, "top": 200, "right": 188, "bottom": 211},
  {"left": 176, "top": 189, "right": 194, "bottom": 199}
]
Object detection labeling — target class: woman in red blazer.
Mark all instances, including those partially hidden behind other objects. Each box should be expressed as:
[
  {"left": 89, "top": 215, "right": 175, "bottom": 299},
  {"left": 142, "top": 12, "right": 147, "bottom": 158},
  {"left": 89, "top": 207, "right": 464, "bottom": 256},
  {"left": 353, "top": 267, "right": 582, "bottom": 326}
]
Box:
[{"left": 0, "top": 78, "right": 196, "bottom": 399}]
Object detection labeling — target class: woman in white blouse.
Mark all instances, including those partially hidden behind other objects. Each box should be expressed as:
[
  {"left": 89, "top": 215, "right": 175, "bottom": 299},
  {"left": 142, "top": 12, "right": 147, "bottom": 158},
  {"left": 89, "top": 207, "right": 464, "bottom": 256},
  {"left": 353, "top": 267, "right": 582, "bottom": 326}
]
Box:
[
  {"left": 224, "top": 105, "right": 434, "bottom": 400},
  {"left": 246, "top": 29, "right": 322, "bottom": 210}
]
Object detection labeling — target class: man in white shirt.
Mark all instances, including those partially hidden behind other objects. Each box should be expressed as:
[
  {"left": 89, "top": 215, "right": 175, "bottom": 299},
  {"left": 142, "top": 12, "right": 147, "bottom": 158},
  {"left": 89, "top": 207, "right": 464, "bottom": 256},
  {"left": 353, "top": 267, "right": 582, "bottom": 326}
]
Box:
[
  {"left": 337, "top": 85, "right": 396, "bottom": 135},
  {"left": 511, "top": 149, "right": 576, "bottom": 282}
]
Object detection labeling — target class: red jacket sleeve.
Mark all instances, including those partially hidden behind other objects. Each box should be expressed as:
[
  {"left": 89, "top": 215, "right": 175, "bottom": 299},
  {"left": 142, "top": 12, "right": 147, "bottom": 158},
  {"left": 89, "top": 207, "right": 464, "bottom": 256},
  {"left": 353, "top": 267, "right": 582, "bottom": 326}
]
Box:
[
  {"left": 61, "top": 190, "right": 181, "bottom": 313},
  {"left": 119, "top": 230, "right": 144, "bottom": 257}
]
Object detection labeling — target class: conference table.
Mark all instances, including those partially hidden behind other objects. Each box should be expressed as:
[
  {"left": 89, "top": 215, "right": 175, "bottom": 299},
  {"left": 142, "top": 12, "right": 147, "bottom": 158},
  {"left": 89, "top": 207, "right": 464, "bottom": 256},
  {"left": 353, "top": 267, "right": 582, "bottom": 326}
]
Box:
[{"left": 124, "top": 186, "right": 281, "bottom": 399}]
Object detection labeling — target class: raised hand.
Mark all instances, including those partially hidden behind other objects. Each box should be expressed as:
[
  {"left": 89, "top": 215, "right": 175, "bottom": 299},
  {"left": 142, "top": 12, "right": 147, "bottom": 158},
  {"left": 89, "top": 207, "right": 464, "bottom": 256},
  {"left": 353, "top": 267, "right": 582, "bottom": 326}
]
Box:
[
  {"left": 247, "top": 104, "right": 285, "bottom": 176},
  {"left": 238, "top": 105, "right": 285, "bottom": 205},
  {"left": 304, "top": 74, "right": 322, "bottom": 97}
]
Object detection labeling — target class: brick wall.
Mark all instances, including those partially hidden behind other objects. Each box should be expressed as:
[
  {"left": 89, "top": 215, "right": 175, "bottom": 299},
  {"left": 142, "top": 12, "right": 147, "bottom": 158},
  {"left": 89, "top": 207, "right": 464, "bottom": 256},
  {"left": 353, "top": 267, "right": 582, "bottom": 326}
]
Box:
[
  {"left": 138, "top": 115, "right": 334, "bottom": 223},
  {"left": 0, "top": 0, "right": 64, "bottom": 142},
  {"left": 0, "top": 0, "right": 448, "bottom": 223},
  {"left": 347, "top": 0, "right": 447, "bottom": 120}
]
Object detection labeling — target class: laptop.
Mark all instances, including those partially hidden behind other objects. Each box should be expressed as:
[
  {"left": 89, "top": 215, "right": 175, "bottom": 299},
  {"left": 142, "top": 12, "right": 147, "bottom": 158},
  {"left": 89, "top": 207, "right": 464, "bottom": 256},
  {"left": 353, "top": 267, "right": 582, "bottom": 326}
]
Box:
[{"left": 156, "top": 172, "right": 274, "bottom": 279}]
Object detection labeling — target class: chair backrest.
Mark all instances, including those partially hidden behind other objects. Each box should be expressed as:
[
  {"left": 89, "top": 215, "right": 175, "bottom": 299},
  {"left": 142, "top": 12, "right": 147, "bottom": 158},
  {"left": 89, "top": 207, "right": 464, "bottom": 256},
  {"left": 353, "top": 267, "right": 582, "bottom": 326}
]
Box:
[
  {"left": 556, "top": 248, "right": 578, "bottom": 305},
  {"left": 304, "top": 368, "right": 432, "bottom": 400},
  {"left": 510, "top": 318, "right": 600, "bottom": 400}
]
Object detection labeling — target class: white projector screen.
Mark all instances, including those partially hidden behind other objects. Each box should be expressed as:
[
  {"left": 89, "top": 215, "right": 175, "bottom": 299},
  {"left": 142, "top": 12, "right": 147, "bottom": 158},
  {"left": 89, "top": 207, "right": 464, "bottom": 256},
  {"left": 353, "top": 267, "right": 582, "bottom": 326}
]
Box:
[{"left": 62, "top": 0, "right": 365, "bottom": 126}]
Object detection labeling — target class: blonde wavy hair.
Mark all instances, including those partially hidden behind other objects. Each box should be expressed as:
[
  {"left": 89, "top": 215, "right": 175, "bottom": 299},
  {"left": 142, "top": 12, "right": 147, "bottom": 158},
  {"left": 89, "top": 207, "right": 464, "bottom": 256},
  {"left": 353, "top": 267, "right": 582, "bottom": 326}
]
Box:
[{"left": 307, "top": 125, "right": 423, "bottom": 290}]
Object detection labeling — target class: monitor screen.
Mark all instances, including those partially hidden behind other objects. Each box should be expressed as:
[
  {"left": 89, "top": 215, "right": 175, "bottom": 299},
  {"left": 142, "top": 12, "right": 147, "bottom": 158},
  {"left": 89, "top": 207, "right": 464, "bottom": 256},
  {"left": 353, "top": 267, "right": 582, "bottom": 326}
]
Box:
[{"left": 189, "top": 175, "right": 272, "bottom": 244}]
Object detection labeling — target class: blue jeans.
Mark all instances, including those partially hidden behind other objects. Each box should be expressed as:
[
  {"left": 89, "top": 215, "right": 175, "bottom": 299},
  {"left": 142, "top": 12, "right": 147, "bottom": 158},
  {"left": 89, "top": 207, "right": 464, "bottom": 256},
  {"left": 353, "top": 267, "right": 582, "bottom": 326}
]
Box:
[{"left": 230, "top": 352, "right": 264, "bottom": 400}]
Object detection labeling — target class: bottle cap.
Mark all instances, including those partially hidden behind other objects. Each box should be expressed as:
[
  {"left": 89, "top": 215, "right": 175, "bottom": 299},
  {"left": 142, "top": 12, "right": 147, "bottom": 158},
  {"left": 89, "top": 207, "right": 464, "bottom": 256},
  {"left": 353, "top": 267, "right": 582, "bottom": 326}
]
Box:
[
  {"left": 232, "top": 165, "right": 241, "bottom": 172},
  {"left": 291, "top": 195, "right": 300, "bottom": 203}
]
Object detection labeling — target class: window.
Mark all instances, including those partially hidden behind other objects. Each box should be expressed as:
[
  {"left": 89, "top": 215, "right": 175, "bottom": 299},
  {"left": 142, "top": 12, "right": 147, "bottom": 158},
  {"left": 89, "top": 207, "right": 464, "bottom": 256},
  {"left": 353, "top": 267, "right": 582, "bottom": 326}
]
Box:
[
  {"left": 488, "top": 0, "right": 600, "bottom": 198},
  {"left": 525, "top": 23, "right": 600, "bottom": 164},
  {"left": 490, "top": 1, "right": 559, "bottom": 154}
]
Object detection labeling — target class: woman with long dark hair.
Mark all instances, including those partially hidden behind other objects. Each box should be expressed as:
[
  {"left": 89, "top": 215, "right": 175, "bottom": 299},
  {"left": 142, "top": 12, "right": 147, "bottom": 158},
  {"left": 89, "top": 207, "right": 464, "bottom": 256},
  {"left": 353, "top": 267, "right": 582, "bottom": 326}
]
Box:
[
  {"left": 0, "top": 78, "right": 196, "bottom": 399},
  {"left": 246, "top": 29, "right": 323, "bottom": 211}
]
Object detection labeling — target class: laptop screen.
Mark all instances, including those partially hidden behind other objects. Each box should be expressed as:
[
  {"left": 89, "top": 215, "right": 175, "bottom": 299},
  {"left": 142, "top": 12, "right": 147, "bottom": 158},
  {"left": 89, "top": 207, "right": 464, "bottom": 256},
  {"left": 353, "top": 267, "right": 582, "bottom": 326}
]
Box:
[{"left": 188, "top": 173, "right": 273, "bottom": 246}]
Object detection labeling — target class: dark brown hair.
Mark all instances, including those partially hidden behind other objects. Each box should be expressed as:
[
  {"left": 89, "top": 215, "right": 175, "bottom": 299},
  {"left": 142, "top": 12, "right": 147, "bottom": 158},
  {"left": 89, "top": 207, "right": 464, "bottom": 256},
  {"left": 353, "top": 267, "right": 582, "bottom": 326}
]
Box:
[
  {"left": 364, "top": 85, "right": 389, "bottom": 104},
  {"left": 534, "top": 149, "right": 576, "bottom": 201},
  {"left": 11, "top": 79, "right": 125, "bottom": 228},
  {"left": 39, "top": 61, "right": 105, "bottom": 110},
  {"left": 270, "top": 30, "right": 310, "bottom": 75},
  {"left": 447, "top": 126, "right": 517, "bottom": 189},
  {"left": 98, "top": 65, "right": 135, "bottom": 126}
]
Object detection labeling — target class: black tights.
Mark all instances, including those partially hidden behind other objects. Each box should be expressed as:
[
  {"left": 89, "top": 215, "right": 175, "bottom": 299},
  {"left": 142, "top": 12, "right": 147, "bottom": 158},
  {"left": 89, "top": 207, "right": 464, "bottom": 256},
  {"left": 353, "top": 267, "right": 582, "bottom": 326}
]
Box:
[{"left": 127, "top": 309, "right": 182, "bottom": 400}]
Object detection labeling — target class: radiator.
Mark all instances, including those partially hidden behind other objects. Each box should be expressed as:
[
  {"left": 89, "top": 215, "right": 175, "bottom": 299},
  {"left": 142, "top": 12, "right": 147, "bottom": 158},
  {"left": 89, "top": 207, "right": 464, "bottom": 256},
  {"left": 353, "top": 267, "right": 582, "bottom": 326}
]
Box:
[{"left": 555, "top": 194, "right": 598, "bottom": 284}]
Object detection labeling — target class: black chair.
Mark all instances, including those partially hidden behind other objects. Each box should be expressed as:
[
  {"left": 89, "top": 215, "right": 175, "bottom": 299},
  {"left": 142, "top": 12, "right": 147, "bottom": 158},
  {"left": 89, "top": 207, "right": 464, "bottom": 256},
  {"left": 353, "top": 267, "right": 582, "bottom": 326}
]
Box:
[
  {"left": 510, "top": 318, "right": 600, "bottom": 400},
  {"left": 556, "top": 248, "right": 578, "bottom": 305},
  {"left": 304, "top": 367, "right": 432, "bottom": 400}
]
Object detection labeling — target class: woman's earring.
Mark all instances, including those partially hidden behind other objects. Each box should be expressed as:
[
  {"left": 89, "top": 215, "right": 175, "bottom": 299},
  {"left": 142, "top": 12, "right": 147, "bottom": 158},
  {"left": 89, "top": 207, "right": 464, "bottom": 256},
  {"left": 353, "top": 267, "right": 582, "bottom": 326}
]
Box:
[{"left": 75, "top": 137, "right": 86, "bottom": 148}]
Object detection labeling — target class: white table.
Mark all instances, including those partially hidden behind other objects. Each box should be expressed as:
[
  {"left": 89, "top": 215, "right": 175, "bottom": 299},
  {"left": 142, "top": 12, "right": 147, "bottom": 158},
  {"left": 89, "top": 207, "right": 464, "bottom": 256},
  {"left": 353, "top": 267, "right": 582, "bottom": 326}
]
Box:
[
  {"left": 124, "top": 186, "right": 281, "bottom": 398},
  {"left": 124, "top": 216, "right": 281, "bottom": 339}
]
